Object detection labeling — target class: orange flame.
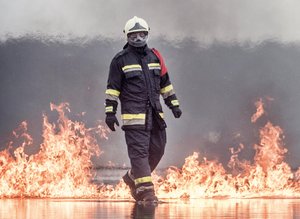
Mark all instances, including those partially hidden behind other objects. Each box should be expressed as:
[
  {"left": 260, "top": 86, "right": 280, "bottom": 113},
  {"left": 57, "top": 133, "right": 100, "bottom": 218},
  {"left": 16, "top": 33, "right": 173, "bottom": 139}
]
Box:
[
  {"left": 154, "top": 121, "right": 297, "bottom": 198},
  {"left": 0, "top": 103, "right": 108, "bottom": 198},
  {"left": 251, "top": 98, "right": 264, "bottom": 123},
  {"left": 153, "top": 98, "right": 300, "bottom": 198},
  {"left": 1, "top": 99, "right": 300, "bottom": 199}
]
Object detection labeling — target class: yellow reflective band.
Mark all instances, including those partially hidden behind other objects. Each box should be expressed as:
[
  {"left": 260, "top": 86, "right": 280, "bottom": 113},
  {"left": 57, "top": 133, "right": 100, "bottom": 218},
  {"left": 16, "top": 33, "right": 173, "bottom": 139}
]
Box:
[
  {"left": 160, "top": 84, "right": 173, "bottom": 94},
  {"left": 122, "top": 64, "right": 142, "bottom": 72},
  {"left": 135, "top": 176, "right": 152, "bottom": 185},
  {"left": 159, "top": 113, "right": 164, "bottom": 118},
  {"left": 121, "top": 114, "right": 146, "bottom": 120},
  {"left": 105, "top": 89, "right": 120, "bottom": 97},
  {"left": 148, "top": 63, "right": 161, "bottom": 70},
  {"left": 105, "top": 106, "right": 113, "bottom": 113},
  {"left": 148, "top": 63, "right": 160, "bottom": 67},
  {"left": 171, "top": 100, "right": 180, "bottom": 106}
]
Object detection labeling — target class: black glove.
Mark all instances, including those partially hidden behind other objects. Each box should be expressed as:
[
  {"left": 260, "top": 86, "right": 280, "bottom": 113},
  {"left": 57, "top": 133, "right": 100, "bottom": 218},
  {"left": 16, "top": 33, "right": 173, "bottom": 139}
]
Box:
[
  {"left": 172, "top": 107, "right": 182, "bottom": 118},
  {"left": 105, "top": 114, "right": 119, "bottom": 131}
]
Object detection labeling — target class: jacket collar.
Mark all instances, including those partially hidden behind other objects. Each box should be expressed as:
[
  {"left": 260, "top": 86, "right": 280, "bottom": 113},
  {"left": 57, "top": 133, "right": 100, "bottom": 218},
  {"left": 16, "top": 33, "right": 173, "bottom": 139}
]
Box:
[{"left": 124, "top": 43, "right": 150, "bottom": 56}]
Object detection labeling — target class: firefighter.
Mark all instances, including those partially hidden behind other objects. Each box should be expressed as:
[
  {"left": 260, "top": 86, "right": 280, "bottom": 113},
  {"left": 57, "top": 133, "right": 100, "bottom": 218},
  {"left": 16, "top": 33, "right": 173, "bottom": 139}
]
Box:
[{"left": 105, "top": 16, "right": 182, "bottom": 203}]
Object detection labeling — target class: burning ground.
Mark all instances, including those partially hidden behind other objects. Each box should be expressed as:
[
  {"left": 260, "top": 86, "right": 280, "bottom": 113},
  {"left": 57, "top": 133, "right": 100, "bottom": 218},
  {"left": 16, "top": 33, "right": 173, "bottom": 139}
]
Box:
[{"left": 1, "top": 99, "right": 300, "bottom": 199}]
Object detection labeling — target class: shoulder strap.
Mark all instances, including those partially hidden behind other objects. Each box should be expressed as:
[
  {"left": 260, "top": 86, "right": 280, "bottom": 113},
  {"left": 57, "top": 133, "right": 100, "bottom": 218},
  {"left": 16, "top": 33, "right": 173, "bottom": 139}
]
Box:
[{"left": 152, "top": 48, "right": 168, "bottom": 76}]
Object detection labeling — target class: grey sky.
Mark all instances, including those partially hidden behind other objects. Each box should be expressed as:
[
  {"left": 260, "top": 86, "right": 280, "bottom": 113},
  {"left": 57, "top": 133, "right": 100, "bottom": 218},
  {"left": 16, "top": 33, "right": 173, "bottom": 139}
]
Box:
[{"left": 0, "top": 0, "right": 299, "bottom": 43}]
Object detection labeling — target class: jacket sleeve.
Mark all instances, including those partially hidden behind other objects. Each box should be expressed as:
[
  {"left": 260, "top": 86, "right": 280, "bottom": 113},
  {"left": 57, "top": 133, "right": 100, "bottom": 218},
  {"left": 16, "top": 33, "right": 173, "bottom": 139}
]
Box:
[
  {"left": 105, "top": 58, "right": 123, "bottom": 114},
  {"left": 160, "top": 73, "right": 180, "bottom": 109},
  {"left": 152, "top": 48, "right": 180, "bottom": 109}
]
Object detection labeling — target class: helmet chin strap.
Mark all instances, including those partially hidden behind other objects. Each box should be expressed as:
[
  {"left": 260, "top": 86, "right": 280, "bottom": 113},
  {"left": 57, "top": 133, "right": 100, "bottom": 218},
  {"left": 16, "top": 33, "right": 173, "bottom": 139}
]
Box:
[{"left": 128, "top": 35, "right": 149, "bottom": 47}]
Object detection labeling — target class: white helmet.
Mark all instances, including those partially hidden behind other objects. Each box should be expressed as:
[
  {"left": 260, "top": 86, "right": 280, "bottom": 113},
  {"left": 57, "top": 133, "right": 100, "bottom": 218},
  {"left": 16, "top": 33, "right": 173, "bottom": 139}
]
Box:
[{"left": 123, "top": 16, "right": 150, "bottom": 35}]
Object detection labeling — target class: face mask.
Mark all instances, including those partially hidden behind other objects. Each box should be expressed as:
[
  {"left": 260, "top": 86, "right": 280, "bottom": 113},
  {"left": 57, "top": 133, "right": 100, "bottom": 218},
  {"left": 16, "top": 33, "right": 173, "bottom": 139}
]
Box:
[{"left": 127, "top": 32, "right": 149, "bottom": 47}]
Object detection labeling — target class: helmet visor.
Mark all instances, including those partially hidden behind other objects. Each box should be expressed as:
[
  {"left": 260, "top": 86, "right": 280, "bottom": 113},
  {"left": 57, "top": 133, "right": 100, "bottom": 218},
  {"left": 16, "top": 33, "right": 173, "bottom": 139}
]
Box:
[{"left": 127, "top": 31, "right": 148, "bottom": 41}]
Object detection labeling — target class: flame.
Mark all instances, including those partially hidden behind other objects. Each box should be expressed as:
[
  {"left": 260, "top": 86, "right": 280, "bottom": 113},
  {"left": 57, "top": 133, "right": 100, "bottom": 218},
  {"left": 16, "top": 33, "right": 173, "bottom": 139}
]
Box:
[
  {"left": 251, "top": 98, "right": 264, "bottom": 123},
  {"left": 154, "top": 99, "right": 300, "bottom": 198},
  {"left": 1, "top": 99, "right": 300, "bottom": 199},
  {"left": 0, "top": 103, "right": 109, "bottom": 198}
]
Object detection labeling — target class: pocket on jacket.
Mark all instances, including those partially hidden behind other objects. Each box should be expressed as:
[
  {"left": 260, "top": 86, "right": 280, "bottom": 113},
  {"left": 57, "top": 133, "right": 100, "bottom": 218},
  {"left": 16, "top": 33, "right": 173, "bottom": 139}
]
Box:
[{"left": 124, "top": 70, "right": 145, "bottom": 93}]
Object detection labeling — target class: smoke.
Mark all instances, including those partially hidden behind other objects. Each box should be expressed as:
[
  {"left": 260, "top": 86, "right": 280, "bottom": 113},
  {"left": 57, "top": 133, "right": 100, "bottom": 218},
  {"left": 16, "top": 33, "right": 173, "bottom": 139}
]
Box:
[{"left": 0, "top": 0, "right": 300, "bottom": 43}]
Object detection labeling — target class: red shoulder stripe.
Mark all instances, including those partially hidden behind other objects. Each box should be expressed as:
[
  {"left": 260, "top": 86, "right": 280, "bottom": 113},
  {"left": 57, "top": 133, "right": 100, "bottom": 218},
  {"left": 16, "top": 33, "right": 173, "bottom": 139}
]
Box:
[{"left": 152, "top": 48, "right": 168, "bottom": 76}]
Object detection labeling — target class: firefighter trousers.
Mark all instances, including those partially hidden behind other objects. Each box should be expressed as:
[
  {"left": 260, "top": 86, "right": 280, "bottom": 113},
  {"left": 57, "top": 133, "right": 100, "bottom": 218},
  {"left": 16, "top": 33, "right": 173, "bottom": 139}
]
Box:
[{"left": 124, "top": 113, "right": 166, "bottom": 186}]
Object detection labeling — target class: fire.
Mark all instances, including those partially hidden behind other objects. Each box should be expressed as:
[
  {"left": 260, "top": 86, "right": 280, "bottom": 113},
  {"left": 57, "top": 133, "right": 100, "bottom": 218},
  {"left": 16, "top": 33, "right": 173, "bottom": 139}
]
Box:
[
  {"left": 154, "top": 122, "right": 297, "bottom": 198},
  {"left": 251, "top": 98, "right": 264, "bottom": 123},
  {"left": 1, "top": 99, "right": 300, "bottom": 199},
  {"left": 154, "top": 99, "right": 300, "bottom": 198},
  {"left": 0, "top": 103, "right": 109, "bottom": 198}
]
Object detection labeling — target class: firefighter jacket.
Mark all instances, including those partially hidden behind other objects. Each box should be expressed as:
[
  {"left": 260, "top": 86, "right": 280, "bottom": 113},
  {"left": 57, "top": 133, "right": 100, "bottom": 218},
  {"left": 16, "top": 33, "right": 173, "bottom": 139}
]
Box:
[{"left": 105, "top": 43, "right": 180, "bottom": 130}]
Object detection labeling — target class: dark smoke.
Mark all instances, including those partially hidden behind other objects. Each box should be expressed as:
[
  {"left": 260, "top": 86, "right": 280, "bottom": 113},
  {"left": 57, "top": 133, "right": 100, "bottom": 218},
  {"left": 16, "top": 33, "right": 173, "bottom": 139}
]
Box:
[{"left": 1, "top": 37, "right": 300, "bottom": 169}]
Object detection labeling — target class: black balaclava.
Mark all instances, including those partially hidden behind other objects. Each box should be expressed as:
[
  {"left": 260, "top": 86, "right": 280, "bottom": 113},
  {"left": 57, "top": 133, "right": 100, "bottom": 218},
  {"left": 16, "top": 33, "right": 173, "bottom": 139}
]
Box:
[{"left": 127, "top": 33, "right": 149, "bottom": 47}]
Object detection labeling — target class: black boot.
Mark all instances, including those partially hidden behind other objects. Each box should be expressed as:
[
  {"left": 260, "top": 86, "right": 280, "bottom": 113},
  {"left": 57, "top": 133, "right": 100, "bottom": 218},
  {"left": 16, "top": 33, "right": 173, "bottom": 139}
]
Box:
[
  {"left": 122, "top": 170, "right": 137, "bottom": 200},
  {"left": 136, "top": 185, "right": 158, "bottom": 204}
]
